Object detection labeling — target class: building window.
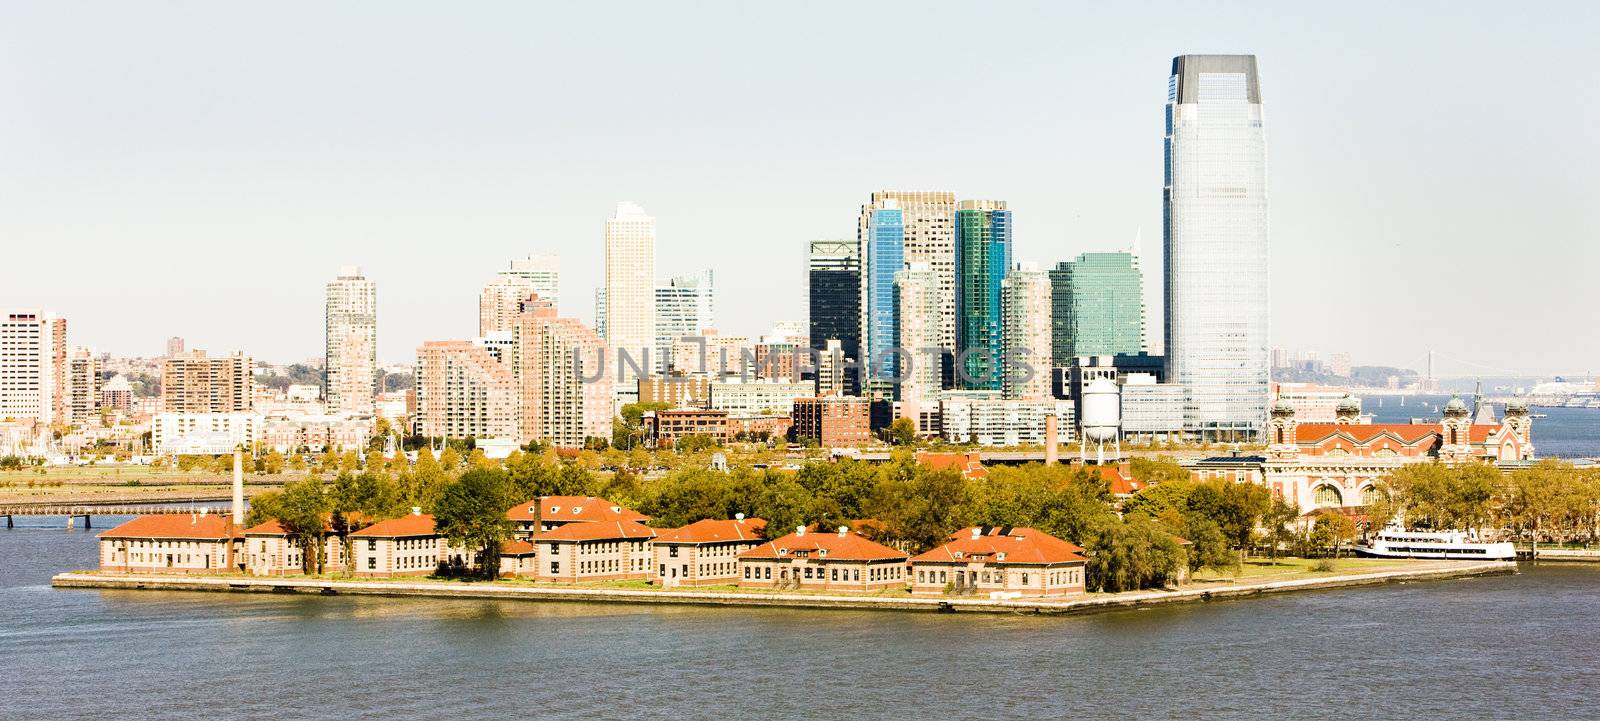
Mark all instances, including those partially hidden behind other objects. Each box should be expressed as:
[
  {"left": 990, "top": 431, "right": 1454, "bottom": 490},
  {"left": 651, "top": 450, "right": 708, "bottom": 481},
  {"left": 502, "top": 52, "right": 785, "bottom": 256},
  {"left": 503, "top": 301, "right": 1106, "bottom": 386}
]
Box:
[
  {"left": 366, "top": 557, "right": 376, "bottom": 570},
  {"left": 550, "top": 561, "right": 560, "bottom": 574}
]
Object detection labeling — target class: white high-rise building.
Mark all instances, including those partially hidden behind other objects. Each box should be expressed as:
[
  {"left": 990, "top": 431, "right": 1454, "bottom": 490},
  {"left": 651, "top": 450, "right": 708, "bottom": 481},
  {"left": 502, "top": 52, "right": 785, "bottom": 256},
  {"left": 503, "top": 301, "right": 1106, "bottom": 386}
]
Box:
[
  {"left": 655, "top": 269, "right": 715, "bottom": 366},
  {"left": 66, "top": 346, "right": 102, "bottom": 424},
  {"left": 325, "top": 266, "right": 377, "bottom": 413},
  {"left": 480, "top": 255, "right": 561, "bottom": 336},
  {"left": 1163, "top": 54, "right": 1270, "bottom": 441},
  {"left": 501, "top": 254, "right": 560, "bottom": 300},
  {"left": 0, "top": 311, "right": 67, "bottom": 426},
  {"left": 1000, "top": 263, "right": 1053, "bottom": 401},
  {"left": 604, "top": 202, "right": 656, "bottom": 385},
  {"left": 894, "top": 263, "right": 942, "bottom": 426}
]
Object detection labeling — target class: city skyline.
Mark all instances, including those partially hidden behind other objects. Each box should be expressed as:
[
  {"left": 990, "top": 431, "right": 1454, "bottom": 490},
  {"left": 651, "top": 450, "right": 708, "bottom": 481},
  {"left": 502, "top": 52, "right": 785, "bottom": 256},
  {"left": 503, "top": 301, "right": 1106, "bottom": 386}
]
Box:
[{"left": 2, "top": 3, "right": 1596, "bottom": 375}]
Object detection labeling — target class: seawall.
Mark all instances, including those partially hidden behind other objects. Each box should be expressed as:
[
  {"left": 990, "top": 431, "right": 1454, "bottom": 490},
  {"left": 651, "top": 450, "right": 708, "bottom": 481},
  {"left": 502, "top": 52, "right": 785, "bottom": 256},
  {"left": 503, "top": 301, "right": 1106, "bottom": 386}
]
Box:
[{"left": 52, "top": 560, "right": 1517, "bottom": 615}]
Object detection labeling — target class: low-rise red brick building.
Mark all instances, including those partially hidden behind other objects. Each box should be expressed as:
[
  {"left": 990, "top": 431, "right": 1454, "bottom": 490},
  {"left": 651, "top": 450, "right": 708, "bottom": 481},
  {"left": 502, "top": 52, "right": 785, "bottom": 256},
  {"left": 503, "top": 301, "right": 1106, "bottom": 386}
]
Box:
[
  {"left": 652, "top": 516, "right": 767, "bottom": 586},
  {"left": 738, "top": 526, "right": 907, "bottom": 591},
  {"left": 790, "top": 396, "right": 871, "bottom": 447},
  {"left": 498, "top": 539, "right": 538, "bottom": 577},
  {"left": 643, "top": 409, "right": 731, "bottom": 448},
  {"left": 98, "top": 513, "right": 242, "bottom": 574},
  {"left": 242, "top": 518, "right": 352, "bottom": 576},
  {"left": 533, "top": 520, "right": 657, "bottom": 583},
  {"left": 909, "top": 526, "right": 1087, "bottom": 597},
  {"left": 350, "top": 511, "right": 442, "bottom": 577},
  {"left": 506, "top": 495, "right": 650, "bottom": 537}
]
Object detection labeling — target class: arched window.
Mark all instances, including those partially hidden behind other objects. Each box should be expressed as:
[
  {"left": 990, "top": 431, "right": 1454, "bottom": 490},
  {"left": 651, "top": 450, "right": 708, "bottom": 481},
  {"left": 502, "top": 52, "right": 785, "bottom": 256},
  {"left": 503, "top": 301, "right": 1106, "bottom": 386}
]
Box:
[{"left": 1313, "top": 485, "right": 1343, "bottom": 508}]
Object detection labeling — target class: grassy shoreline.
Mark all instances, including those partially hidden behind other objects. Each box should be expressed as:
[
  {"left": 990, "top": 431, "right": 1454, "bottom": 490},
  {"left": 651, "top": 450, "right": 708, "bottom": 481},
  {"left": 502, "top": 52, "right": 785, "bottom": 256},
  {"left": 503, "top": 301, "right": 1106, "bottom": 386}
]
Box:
[{"left": 52, "top": 558, "right": 1516, "bottom": 615}]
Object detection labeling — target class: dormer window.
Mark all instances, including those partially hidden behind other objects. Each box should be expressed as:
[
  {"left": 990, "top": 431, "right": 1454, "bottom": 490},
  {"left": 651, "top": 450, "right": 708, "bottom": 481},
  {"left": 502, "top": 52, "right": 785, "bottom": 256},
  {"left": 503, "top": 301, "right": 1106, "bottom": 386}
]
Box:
[
  {"left": 997, "top": 552, "right": 1006, "bottom": 562},
  {"left": 550, "top": 506, "right": 561, "bottom": 514},
  {"left": 778, "top": 547, "right": 788, "bottom": 555},
  {"left": 819, "top": 549, "right": 828, "bottom": 558},
  {"left": 572, "top": 507, "right": 582, "bottom": 514},
  {"left": 953, "top": 551, "right": 963, "bottom": 559}
]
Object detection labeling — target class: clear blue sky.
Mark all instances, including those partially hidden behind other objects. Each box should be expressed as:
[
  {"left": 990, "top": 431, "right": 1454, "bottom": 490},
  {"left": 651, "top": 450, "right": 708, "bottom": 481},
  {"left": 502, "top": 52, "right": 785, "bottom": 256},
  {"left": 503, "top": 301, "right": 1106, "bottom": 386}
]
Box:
[{"left": 2, "top": 1, "right": 1595, "bottom": 376}]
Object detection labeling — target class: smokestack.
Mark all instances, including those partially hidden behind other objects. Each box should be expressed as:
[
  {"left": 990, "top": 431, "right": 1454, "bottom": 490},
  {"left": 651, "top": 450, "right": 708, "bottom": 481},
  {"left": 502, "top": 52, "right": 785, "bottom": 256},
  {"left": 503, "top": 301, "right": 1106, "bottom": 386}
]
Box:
[
  {"left": 1044, "top": 415, "right": 1059, "bottom": 465},
  {"left": 231, "top": 450, "right": 245, "bottom": 525}
]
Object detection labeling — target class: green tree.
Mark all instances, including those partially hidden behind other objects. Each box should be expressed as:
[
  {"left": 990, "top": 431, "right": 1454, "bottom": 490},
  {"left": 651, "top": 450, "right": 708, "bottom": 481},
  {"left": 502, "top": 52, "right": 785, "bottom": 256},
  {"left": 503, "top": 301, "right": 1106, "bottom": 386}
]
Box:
[
  {"left": 433, "top": 467, "right": 518, "bottom": 580},
  {"left": 1308, "top": 508, "right": 1358, "bottom": 558},
  {"left": 1129, "top": 456, "right": 1192, "bottom": 485},
  {"left": 1086, "top": 515, "right": 1186, "bottom": 592},
  {"left": 1184, "top": 479, "right": 1270, "bottom": 559},
  {"left": 884, "top": 417, "right": 918, "bottom": 446},
  {"left": 641, "top": 468, "right": 741, "bottom": 527},
  {"left": 277, "top": 477, "right": 332, "bottom": 573},
  {"left": 245, "top": 489, "right": 285, "bottom": 527},
  {"left": 867, "top": 462, "right": 971, "bottom": 552},
  {"left": 437, "top": 446, "right": 461, "bottom": 472},
  {"left": 262, "top": 450, "right": 286, "bottom": 475},
  {"left": 1180, "top": 517, "right": 1234, "bottom": 573},
  {"left": 676, "top": 434, "right": 720, "bottom": 453},
  {"left": 751, "top": 473, "right": 813, "bottom": 540},
  {"left": 1259, "top": 496, "right": 1301, "bottom": 564}
]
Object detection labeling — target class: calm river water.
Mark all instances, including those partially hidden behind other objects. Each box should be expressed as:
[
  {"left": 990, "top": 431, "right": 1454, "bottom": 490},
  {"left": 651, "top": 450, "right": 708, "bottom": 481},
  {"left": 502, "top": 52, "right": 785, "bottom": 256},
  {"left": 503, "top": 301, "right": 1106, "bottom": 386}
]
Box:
[{"left": 2, "top": 519, "right": 1598, "bottom": 720}]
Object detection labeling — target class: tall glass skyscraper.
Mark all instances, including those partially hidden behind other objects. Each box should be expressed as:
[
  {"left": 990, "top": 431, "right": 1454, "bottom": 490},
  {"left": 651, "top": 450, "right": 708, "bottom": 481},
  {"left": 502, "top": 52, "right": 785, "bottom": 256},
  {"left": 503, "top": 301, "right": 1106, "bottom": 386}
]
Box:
[
  {"left": 955, "top": 200, "right": 1011, "bottom": 390},
  {"left": 861, "top": 203, "right": 904, "bottom": 393},
  {"left": 655, "top": 269, "right": 715, "bottom": 359},
  {"left": 1163, "top": 54, "right": 1269, "bottom": 441},
  {"left": 1049, "top": 251, "right": 1145, "bottom": 366},
  {"left": 807, "top": 239, "right": 861, "bottom": 362}
]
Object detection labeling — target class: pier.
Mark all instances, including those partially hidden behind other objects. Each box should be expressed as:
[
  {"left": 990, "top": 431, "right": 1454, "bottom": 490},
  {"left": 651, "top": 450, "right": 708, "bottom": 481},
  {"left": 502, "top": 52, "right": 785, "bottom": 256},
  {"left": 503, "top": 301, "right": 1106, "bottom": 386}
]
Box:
[{"left": 2, "top": 503, "right": 233, "bottom": 529}]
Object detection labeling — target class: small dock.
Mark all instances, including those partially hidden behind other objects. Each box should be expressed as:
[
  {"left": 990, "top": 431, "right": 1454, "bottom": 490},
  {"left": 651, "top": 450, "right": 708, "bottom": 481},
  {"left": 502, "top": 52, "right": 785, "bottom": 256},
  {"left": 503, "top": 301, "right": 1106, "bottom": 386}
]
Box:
[
  {"left": 2, "top": 504, "right": 232, "bottom": 529},
  {"left": 1517, "top": 547, "right": 1600, "bottom": 562}
]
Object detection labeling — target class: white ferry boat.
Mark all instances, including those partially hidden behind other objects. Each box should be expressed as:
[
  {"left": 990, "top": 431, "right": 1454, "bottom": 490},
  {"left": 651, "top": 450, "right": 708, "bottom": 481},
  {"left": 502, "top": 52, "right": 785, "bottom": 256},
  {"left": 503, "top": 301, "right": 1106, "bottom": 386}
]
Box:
[{"left": 1357, "top": 530, "right": 1515, "bottom": 561}]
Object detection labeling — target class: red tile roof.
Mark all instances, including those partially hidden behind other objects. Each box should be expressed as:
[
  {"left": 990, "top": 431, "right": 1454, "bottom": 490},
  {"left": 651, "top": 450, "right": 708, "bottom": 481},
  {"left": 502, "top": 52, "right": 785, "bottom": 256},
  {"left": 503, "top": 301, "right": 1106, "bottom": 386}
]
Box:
[
  {"left": 916, "top": 451, "right": 988, "bottom": 479},
  {"left": 99, "top": 513, "right": 239, "bottom": 540},
  {"left": 350, "top": 513, "right": 436, "bottom": 538},
  {"left": 506, "top": 496, "right": 649, "bottom": 524},
  {"left": 1468, "top": 424, "right": 1499, "bottom": 443},
  {"left": 501, "top": 539, "right": 536, "bottom": 555},
  {"left": 1294, "top": 423, "right": 1439, "bottom": 445},
  {"left": 739, "top": 528, "right": 907, "bottom": 562},
  {"left": 654, "top": 517, "right": 767, "bottom": 544},
  {"left": 533, "top": 520, "right": 657, "bottom": 542},
  {"left": 243, "top": 512, "right": 370, "bottom": 536},
  {"left": 1098, "top": 466, "right": 1147, "bottom": 496},
  {"left": 911, "top": 526, "right": 1086, "bottom": 565}
]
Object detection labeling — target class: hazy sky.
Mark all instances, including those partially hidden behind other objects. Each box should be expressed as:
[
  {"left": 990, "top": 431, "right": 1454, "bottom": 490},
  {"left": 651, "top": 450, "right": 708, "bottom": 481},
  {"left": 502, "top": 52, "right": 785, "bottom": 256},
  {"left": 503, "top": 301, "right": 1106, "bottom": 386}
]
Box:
[{"left": 2, "top": 2, "right": 1595, "bottom": 377}]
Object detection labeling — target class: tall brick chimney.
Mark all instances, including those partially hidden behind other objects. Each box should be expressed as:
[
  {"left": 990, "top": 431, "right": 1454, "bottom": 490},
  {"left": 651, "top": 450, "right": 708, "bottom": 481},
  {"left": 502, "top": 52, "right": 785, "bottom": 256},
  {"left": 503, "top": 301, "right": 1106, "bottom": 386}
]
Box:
[{"left": 1044, "top": 415, "right": 1059, "bottom": 465}]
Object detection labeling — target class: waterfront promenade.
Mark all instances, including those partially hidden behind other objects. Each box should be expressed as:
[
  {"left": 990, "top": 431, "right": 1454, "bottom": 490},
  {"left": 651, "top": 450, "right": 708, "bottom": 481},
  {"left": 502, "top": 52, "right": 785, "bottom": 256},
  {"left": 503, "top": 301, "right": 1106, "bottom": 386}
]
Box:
[{"left": 53, "top": 559, "right": 1514, "bottom": 615}]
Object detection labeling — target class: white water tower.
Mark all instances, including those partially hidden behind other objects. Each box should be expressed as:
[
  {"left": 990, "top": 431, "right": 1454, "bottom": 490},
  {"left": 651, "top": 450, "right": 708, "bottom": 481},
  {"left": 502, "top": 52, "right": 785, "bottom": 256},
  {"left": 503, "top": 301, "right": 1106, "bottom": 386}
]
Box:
[{"left": 1079, "top": 378, "right": 1122, "bottom": 464}]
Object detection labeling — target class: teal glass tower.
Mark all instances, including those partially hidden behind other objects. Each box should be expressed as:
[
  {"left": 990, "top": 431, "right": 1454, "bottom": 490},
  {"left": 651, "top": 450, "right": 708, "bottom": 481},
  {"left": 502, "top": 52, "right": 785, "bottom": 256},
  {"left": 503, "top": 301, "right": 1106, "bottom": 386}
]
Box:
[
  {"left": 1049, "top": 251, "right": 1145, "bottom": 366},
  {"left": 955, "top": 200, "right": 1011, "bottom": 389}
]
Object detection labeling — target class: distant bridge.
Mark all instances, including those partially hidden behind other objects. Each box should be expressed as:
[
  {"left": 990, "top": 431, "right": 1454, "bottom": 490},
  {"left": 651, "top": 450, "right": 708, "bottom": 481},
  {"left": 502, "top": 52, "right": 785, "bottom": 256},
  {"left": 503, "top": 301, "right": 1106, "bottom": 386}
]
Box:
[{"left": 1, "top": 503, "right": 233, "bottom": 529}]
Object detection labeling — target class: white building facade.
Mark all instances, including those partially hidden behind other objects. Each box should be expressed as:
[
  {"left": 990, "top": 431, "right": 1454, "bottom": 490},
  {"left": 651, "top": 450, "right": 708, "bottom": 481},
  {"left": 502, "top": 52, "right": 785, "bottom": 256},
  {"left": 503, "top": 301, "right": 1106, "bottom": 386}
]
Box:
[
  {"left": 1163, "top": 55, "right": 1270, "bottom": 441},
  {"left": 1000, "top": 263, "right": 1053, "bottom": 401},
  {"left": 325, "top": 266, "right": 378, "bottom": 414},
  {"left": 152, "top": 412, "right": 264, "bottom": 455},
  {"left": 0, "top": 310, "right": 67, "bottom": 426},
  {"left": 655, "top": 269, "right": 715, "bottom": 365},
  {"left": 940, "top": 398, "right": 1076, "bottom": 447}
]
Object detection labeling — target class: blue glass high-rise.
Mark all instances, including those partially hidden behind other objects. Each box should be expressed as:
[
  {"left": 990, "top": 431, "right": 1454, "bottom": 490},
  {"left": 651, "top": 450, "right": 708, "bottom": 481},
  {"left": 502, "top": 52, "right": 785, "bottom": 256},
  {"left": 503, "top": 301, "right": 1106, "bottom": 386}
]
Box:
[{"left": 863, "top": 206, "right": 904, "bottom": 391}]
